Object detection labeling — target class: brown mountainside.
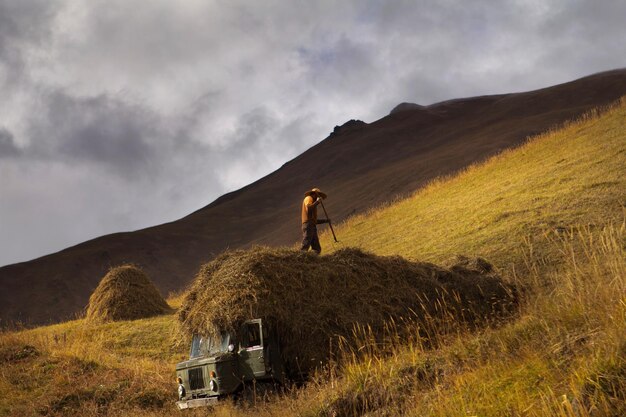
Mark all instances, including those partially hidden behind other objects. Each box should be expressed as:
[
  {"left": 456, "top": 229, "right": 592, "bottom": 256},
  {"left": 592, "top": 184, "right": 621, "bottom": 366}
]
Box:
[{"left": 2, "top": 69, "right": 626, "bottom": 326}]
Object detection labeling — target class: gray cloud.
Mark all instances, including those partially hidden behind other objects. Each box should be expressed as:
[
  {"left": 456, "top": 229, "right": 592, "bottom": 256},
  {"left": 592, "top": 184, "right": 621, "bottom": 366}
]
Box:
[
  {"left": 38, "top": 92, "right": 156, "bottom": 176},
  {"left": 0, "top": 0, "right": 56, "bottom": 86},
  {"left": 1, "top": 0, "right": 625, "bottom": 266},
  {"left": 0, "top": 1, "right": 53, "bottom": 51},
  {"left": 0, "top": 127, "right": 20, "bottom": 157}
]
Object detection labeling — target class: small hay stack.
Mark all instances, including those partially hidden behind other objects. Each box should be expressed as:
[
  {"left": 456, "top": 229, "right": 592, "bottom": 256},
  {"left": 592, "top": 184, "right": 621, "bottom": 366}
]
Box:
[
  {"left": 86, "top": 265, "right": 171, "bottom": 322},
  {"left": 179, "top": 247, "right": 518, "bottom": 374}
]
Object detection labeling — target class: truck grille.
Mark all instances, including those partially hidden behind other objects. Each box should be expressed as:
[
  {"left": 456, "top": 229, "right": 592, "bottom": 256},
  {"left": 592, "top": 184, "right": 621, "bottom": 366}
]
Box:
[{"left": 188, "top": 367, "right": 205, "bottom": 390}]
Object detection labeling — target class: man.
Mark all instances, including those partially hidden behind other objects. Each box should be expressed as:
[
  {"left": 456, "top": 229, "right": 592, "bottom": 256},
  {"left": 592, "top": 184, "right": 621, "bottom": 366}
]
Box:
[{"left": 300, "top": 187, "right": 330, "bottom": 254}]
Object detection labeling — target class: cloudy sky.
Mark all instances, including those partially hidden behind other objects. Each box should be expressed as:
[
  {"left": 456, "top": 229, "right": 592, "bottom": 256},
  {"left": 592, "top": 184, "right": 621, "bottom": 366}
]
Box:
[{"left": 1, "top": 0, "right": 625, "bottom": 266}]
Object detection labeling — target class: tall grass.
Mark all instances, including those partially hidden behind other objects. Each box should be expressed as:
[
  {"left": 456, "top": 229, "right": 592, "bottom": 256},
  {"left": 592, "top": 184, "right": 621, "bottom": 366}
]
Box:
[
  {"left": 282, "top": 222, "right": 626, "bottom": 417},
  {"left": 0, "top": 311, "right": 186, "bottom": 417}
]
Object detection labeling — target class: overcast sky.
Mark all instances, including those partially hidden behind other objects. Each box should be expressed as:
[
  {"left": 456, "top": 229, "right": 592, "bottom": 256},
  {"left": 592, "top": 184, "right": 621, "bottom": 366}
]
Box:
[{"left": 1, "top": 0, "right": 625, "bottom": 266}]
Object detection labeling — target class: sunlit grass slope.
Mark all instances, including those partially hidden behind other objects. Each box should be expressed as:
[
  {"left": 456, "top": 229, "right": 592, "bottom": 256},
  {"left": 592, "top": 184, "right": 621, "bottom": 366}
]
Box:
[
  {"left": 301, "top": 98, "right": 625, "bottom": 416},
  {"left": 320, "top": 99, "right": 626, "bottom": 270},
  {"left": 1, "top": 99, "right": 625, "bottom": 417},
  {"left": 312, "top": 223, "right": 624, "bottom": 416},
  {"left": 0, "top": 306, "right": 187, "bottom": 417}
]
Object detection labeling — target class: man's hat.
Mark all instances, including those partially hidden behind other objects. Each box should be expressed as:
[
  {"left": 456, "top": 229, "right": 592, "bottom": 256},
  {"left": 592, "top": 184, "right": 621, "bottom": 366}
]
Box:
[{"left": 304, "top": 187, "right": 327, "bottom": 199}]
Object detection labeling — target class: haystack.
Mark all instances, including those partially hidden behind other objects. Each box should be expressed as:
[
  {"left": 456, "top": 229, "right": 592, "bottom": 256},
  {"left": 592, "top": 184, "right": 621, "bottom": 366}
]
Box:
[
  {"left": 179, "top": 247, "right": 518, "bottom": 373},
  {"left": 86, "top": 265, "right": 171, "bottom": 322}
]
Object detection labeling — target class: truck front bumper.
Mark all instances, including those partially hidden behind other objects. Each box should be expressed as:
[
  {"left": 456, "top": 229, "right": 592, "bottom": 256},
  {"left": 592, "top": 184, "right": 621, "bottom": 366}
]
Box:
[{"left": 176, "top": 397, "right": 218, "bottom": 409}]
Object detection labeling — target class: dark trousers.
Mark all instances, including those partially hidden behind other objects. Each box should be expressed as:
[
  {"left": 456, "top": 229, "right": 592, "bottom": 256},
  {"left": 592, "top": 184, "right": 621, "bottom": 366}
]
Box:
[{"left": 300, "top": 222, "right": 321, "bottom": 254}]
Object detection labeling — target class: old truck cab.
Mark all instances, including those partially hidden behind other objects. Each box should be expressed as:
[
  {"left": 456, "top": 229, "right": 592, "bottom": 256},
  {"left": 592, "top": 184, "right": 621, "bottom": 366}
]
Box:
[{"left": 175, "top": 319, "right": 286, "bottom": 409}]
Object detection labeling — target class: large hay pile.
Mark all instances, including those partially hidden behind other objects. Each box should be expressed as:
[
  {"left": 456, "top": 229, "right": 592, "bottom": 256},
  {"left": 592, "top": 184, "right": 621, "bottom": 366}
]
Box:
[
  {"left": 86, "top": 265, "right": 171, "bottom": 322},
  {"left": 179, "top": 247, "right": 517, "bottom": 373}
]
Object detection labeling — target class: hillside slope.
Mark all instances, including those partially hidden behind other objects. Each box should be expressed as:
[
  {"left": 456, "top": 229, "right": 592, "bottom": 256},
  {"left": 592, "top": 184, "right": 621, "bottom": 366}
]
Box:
[
  {"left": 1, "top": 97, "right": 624, "bottom": 417},
  {"left": 2, "top": 69, "right": 626, "bottom": 326},
  {"left": 307, "top": 98, "right": 626, "bottom": 417},
  {"left": 319, "top": 99, "right": 626, "bottom": 268}
]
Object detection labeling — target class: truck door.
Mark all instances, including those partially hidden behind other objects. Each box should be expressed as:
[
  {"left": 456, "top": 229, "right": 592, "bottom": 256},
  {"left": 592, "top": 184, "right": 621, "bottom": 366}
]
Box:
[{"left": 238, "top": 319, "right": 266, "bottom": 379}]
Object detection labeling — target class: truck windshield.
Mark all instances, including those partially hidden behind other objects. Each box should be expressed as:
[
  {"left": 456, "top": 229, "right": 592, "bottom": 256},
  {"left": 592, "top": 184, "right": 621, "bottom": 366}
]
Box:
[{"left": 190, "top": 333, "right": 231, "bottom": 359}]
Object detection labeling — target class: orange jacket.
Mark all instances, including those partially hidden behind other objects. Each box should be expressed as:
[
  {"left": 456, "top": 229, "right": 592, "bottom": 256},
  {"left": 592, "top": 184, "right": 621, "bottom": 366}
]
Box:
[{"left": 301, "top": 196, "right": 318, "bottom": 223}]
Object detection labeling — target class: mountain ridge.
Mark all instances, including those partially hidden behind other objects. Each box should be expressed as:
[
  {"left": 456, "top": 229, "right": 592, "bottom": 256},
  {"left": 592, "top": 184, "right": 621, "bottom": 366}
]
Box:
[{"left": 2, "top": 69, "right": 626, "bottom": 326}]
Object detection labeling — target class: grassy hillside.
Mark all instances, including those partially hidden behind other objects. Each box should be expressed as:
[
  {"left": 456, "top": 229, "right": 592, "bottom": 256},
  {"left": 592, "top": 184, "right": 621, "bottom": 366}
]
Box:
[
  {"left": 1, "top": 98, "right": 625, "bottom": 417},
  {"left": 311, "top": 97, "right": 626, "bottom": 416},
  {"left": 319, "top": 102, "right": 626, "bottom": 268},
  {"left": 0, "top": 306, "right": 186, "bottom": 417}
]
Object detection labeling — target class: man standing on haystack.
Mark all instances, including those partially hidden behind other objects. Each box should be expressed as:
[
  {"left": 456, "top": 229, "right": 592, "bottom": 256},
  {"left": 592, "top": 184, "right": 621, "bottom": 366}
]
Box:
[{"left": 301, "top": 188, "right": 331, "bottom": 254}]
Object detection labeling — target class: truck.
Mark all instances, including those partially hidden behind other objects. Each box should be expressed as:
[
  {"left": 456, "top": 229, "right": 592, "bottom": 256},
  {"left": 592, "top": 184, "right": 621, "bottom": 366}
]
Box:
[{"left": 175, "top": 319, "right": 289, "bottom": 409}]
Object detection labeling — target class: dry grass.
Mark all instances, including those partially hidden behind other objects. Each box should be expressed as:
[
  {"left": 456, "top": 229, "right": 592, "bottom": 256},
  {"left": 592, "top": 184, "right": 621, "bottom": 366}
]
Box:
[
  {"left": 86, "top": 265, "right": 171, "bottom": 322},
  {"left": 319, "top": 99, "right": 626, "bottom": 272},
  {"left": 0, "top": 315, "right": 183, "bottom": 416},
  {"left": 178, "top": 247, "right": 517, "bottom": 374},
  {"left": 398, "top": 222, "right": 626, "bottom": 417}
]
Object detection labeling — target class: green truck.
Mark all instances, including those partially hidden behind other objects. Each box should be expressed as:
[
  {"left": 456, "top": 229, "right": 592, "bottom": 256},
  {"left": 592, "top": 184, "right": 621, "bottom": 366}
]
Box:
[{"left": 175, "top": 319, "right": 288, "bottom": 409}]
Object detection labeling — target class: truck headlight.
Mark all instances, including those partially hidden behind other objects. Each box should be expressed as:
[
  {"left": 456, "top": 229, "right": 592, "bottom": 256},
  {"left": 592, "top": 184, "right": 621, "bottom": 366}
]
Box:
[{"left": 209, "top": 379, "right": 217, "bottom": 392}]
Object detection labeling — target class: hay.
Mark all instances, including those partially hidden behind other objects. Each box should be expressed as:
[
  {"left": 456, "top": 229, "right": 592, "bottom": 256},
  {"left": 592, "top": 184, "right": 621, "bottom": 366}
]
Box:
[
  {"left": 86, "top": 265, "right": 171, "bottom": 322},
  {"left": 178, "top": 247, "right": 518, "bottom": 373},
  {"left": 446, "top": 254, "right": 495, "bottom": 274}
]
